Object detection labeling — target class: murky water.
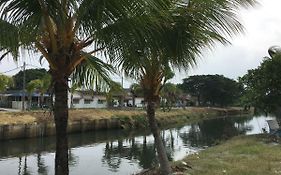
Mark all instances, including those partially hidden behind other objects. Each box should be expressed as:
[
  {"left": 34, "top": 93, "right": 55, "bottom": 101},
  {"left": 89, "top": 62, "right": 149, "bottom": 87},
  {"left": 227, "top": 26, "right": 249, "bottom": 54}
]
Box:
[{"left": 0, "top": 115, "right": 274, "bottom": 175}]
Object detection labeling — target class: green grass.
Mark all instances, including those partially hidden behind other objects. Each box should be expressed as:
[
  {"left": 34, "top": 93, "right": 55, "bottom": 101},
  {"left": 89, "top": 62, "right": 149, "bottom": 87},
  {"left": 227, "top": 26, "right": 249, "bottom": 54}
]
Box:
[{"left": 177, "top": 135, "right": 281, "bottom": 175}]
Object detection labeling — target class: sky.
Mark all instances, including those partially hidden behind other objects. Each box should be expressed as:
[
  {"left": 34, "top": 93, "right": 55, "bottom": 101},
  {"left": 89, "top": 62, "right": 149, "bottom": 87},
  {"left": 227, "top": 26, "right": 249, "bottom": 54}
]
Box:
[
  {"left": 171, "top": 0, "right": 281, "bottom": 84},
  {"left": 0, "top": 0, "right": 280, "bottom": 88}
]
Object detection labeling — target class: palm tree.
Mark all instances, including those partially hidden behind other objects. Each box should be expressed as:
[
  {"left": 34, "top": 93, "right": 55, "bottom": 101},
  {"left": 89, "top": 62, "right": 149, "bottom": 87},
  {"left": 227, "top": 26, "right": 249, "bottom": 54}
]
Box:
[
  {"left": 27, "top": 75, "right": 51, "bottom": 109},
  {"left": 111, "top": 1, "right": 256, "bottom": 174},
  {"left": 0, "top": 1, "right": 171, "bottom": 174},
  {"left": 26, "top": 79, "right": 38, "bottom": 109}
]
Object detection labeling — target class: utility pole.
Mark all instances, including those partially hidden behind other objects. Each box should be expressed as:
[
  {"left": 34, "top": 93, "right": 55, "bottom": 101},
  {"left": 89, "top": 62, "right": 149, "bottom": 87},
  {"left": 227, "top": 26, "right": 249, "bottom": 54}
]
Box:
[
  {"left": 22, "top": 62, "right": 26, "bottom": 111},
  {"left": 121, "top": 76, "right": 124, "bottom": 88}
]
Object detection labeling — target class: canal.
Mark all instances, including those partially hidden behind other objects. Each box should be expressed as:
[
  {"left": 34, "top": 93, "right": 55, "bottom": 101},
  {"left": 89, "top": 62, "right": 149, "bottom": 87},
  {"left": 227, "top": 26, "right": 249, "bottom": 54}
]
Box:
[{"left": 0, "top": 114, "right": 274, "bottom": 175}]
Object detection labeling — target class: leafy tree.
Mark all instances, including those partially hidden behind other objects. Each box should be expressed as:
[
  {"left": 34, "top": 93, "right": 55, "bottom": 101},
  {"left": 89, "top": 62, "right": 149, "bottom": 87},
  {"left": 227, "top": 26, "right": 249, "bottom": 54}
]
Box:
[
  {"left": 179, "top": 75, "right": 240, "bottom": 107},
  {"left": 112, "top": 1, "right": 256, "bottom": 174},
  {"left": 179, "top": 75, "right": 241, "bottom": 107},
  {"left": 130, "top": 83, "right": 144, "bottom": 107},
  {"left": 0, "top": 1, "right": 171, "bottom": 174},
  {"left": 26, "top": 74, "right": 51, "bottom": 109},
  {"left": 26, "top": 79, "right": 38, "bottom": 109},
  {"left": 0, "top": 74, "right": 13, "bottom": 92},
  {"left": 106, "top": 82, "right": 125, "bottom": 108},
  {"left": 178, "top": 75, "right": 205, "bottom": 106},
  {"left": 160, "top": 83, "right": 182, "bottom": 111},
  {"left": 13, "top": 69, "right": 48, "bottom": 90},
  {"left": 240, "top": 46, "right": 281, "bottom": 114}
]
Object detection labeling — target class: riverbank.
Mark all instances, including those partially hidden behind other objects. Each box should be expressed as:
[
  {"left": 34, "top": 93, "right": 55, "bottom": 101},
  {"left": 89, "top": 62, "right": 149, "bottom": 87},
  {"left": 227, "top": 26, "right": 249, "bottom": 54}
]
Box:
[
  {"left": 142, "top": 135, "right": 281, "bottom": 175},
  {"left": 172, "top": 134, "right": 281, "bottom": 175},
  {"left": 0, "top": 107, "right": 250, "bottom": 140}
]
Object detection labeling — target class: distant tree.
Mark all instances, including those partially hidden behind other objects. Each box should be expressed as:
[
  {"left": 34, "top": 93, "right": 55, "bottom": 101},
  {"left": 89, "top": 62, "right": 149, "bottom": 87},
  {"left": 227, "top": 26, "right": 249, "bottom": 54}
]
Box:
[
  {"left": 179, "top": 75, "right": 241, "bottom": 107},
  {"left": 240, "top": 46, "right": 281, "bottom": 114},
  {"left": 130, "top": 83, "right": 143, "bottom": 107},
  {"left": 106, "top": 82, "right": 125, "bottom": 108},
  {"left": 26, "top": 80, "right": 38, "bottom": 109},
  {"left": 13, "top": 69, "right": 48, "bottom": 90},
  {"left": 0, "top": 74, "right": 13, "bottom": 92},
  {"left": 26, "top": 74, "right": 51, "bottom": 108},
  {"left": 160, "top": 83, "right": 182, "bottom": 111}
]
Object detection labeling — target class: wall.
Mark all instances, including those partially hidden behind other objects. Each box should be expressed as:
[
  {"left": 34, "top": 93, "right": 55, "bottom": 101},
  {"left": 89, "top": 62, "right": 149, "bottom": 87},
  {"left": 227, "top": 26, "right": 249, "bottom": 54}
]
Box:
[
  {"left": 12, "top": 101, "right": 27, "bottom": 110},
  {"left": 69, "top": 92, "right": 107, "bottom": 109},
  {"left": 0, "top": 118, "right": 121, "bottom": 141}
]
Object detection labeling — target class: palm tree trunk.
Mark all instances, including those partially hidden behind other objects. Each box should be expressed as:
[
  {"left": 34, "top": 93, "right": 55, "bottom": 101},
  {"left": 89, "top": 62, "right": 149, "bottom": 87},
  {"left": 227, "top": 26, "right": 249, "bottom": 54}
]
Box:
[
  {"left": 54, "top": 79, "right": 69, "bottom": 175},
  {"left": 146, "top": 101, "right": 172, "bottom": 175}
]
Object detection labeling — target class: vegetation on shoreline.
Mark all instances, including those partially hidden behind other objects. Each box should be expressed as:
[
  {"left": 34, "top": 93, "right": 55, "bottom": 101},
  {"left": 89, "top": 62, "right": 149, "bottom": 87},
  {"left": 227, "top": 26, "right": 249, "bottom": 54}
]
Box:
[
  {"left": 0, "top": 107, "right": 247, "bottom": 126},
  {"left": 178, "top": 135, "right": 281, "bottom": 175},
  {"left": 142, "top": 135, "right": 281, "bottom": 175}
]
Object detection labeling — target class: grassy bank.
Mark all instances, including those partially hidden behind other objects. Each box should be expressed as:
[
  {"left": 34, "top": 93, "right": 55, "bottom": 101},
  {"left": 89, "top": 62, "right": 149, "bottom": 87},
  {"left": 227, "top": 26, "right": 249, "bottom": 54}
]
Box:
[
  {"left": 0, "top": 107, "right": 247, "bottom": 126},
  {"left": 0, "top": 107, "right": 251, "bottom": 141},
  {"left": 172, "top": 135, "right": 281, "bottom": 175}
]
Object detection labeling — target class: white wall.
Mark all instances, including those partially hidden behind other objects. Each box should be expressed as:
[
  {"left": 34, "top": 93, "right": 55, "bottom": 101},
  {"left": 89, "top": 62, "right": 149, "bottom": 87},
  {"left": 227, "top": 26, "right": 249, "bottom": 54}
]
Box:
[
  {"left": 127, "top": 97, "right": 144, "bottom": 107},
  {"left": 12, "top": 101, "right": 27, "bottom": 110},
  {"left": 70, "top": 93, "right": 107, "bottom": 109}
]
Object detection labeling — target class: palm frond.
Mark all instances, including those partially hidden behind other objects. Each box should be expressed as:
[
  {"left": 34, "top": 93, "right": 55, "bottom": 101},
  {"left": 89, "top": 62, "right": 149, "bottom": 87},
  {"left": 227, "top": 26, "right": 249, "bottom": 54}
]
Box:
[
  {"left": 0, "top": 19, "right": 20, "bottom": 59},
  {"left": 107, "top": 0, "right": 257, "bottom": 79},
  {"left": 71, "top": 53, "right": 115, "bottom": 92}
]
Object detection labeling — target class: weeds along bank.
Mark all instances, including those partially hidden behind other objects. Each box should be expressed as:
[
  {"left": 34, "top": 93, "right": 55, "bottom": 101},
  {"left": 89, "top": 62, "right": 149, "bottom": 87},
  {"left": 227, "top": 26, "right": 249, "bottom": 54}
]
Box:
[{"left": 0, "top": 107, "right": 250, "bottom": 140}]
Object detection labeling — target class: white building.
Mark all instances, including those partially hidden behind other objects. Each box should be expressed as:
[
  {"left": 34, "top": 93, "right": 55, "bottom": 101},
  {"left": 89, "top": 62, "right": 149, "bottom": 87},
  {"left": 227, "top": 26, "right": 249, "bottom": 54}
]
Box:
[
  {"left": 68, "top": 90, "right": 145, "bottom": 109},
  {"left": 68, "top": 90, "right": 107, "bottom": 109}
]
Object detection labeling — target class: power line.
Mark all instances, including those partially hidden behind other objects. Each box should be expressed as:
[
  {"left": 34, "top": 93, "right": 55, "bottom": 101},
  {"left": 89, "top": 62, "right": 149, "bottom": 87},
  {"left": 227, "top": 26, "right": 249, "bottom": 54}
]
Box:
[
  {"left": 0, "top": 67, "right": 21, "bottom": 74},
  {"left": 26, "top": 63, "right": 44, "bottom": 69}
]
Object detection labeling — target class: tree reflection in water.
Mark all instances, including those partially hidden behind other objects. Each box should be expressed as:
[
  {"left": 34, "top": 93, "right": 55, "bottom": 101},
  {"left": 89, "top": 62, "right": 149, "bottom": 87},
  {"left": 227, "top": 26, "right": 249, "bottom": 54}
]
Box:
[
  {"left": 37, "top": 153, "right": 48, "bottom": 175},
  {"left": 182, "top": 117, "right": 252, "bottom": 147},
  {"left": 102, "top": 135, "right": 161, "bottom": 171}
]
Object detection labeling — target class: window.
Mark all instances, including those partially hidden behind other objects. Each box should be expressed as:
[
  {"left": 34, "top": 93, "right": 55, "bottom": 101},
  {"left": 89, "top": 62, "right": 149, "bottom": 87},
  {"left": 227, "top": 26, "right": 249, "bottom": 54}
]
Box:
[
  {"left": 73, "top": 99, "right": 80, "bottom": 104},
  {"left": 98, "top": 99, "right": 105, "bottom": 104},
  {"left": 84, "top": 99, "right": 92, "bottom": 104}
]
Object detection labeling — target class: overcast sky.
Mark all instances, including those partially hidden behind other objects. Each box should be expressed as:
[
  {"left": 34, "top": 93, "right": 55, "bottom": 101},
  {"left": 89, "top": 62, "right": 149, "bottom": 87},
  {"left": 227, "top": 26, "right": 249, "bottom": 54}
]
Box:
[
  {"left": 171, "top": 0, "right": 281, "bottom": 84},
  {"left": 0, "top": 0, "right": 280, "bottom": 87}
]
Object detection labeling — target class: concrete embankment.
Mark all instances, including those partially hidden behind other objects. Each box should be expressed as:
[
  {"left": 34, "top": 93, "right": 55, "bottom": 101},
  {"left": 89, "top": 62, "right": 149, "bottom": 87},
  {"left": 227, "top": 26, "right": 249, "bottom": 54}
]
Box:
[{"left": 0, "top": 107, "right": 251, "bottom": 141}]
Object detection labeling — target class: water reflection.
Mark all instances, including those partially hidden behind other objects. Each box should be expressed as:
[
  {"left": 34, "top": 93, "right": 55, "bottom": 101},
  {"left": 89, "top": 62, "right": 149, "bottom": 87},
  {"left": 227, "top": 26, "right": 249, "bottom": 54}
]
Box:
[
  {"left": 102, "top": 137, "right": 158, "bottom": 172},
  {"left": 37, "top": 154, "right": 48, "bottom": 175},
  {"left": 0, "top": 115, "right": 273, "bottom": 175},
  {"left": 184, "top": 117, "right": 252, "bottom": 147}
]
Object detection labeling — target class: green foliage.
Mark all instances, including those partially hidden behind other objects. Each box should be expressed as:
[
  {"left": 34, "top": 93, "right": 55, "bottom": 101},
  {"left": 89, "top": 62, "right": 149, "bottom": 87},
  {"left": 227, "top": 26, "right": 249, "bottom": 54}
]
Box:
[
  {"left": 12, "top": 68, "right": 48, "bottom": 90},
  {"left": 0, "top": 74, "right": 13, "bottom": 92},
  {"left": 27, "top": 74, "right": 51, "bottom": 94},
  {"left": 160, "top": 83, "right": 183, "bottom": 111},
  {"left": 240, "top": 50, "right": 281, "bottom": 113},
  {"left": 130, "top": 83, "right": 144, "bottom": 97},
  {"left": 179, "top": 75, "right": 241, "bottom": 107},
  {"left": 106, "top": 82, "right": 125, "bottom": 107}
]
